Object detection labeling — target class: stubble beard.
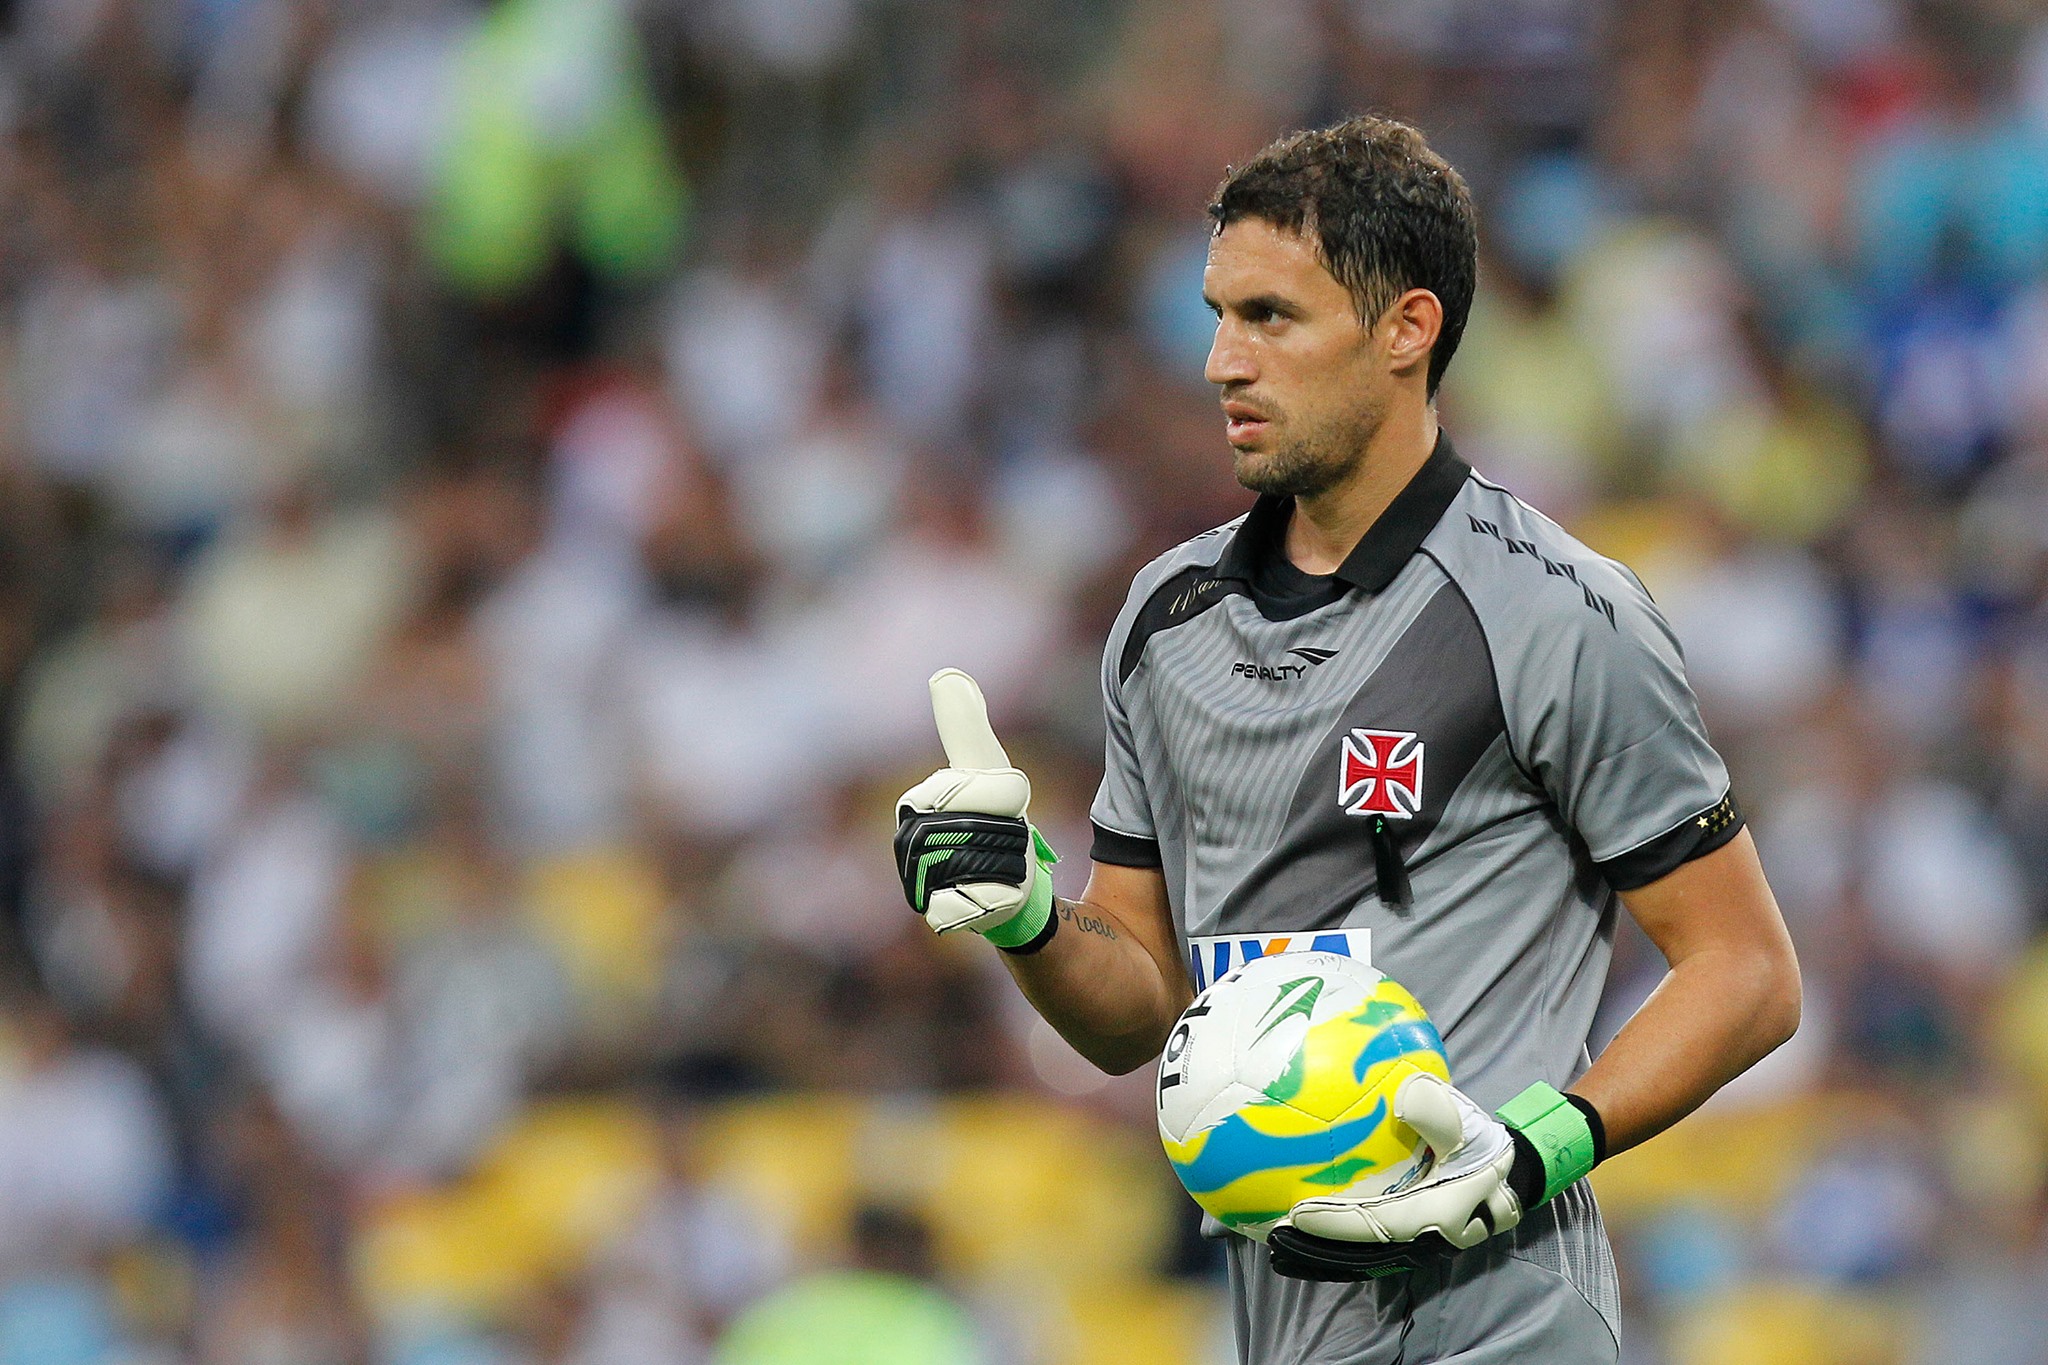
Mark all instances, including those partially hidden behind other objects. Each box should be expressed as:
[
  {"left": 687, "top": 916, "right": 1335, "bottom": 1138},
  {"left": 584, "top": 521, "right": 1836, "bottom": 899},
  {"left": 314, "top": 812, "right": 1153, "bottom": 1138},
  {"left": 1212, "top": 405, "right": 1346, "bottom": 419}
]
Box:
[{"left": 1232, "top": 398, "right": 1386, "bottom": 500}]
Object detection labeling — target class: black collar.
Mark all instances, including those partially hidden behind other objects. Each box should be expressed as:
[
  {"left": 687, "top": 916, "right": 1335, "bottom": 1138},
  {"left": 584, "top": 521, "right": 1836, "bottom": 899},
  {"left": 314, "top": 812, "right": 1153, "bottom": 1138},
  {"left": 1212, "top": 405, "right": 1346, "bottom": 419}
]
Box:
[{"left": 1215, "top": 430, "right": 1471, "bottom": 593}]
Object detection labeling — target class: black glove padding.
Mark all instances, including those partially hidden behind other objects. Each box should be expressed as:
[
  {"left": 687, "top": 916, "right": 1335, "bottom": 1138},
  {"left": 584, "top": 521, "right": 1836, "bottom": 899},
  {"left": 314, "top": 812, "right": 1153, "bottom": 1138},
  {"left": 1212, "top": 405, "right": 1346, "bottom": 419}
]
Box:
[
  {"left": 1265, "top": 1225, "right": 1460, "bottom": 1282},
  {"left": 893, "top": 810, "right": 1031, "bottom": 915}
]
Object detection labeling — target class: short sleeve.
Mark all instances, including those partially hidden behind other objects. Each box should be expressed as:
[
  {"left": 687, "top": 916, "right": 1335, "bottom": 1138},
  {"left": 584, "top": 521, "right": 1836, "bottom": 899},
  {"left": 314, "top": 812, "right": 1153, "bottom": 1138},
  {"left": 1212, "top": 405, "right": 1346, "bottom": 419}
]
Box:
[
  {"left": 1090, "top": 623, "right": 1162, "bottom": 868},
  {"left": 1517, "top": 581, "right": 1741, "bottom": 890}
]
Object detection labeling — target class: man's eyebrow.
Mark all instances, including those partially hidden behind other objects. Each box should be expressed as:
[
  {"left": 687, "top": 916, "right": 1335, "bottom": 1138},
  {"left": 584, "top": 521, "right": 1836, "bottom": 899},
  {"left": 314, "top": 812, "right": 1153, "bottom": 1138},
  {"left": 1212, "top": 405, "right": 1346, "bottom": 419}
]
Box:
[
  {"left": 1203, "top": 292, "right": 1298, "bottom": 317},
  {"left": 1236, "top": 293, "right": 1300, "bottom": 318}
]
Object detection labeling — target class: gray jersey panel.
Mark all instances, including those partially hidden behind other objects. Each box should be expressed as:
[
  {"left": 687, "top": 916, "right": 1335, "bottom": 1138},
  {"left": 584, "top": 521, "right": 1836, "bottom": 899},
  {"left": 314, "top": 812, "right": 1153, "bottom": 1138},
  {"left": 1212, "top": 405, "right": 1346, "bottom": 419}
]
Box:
[
  {"left": 1205, "top": 571, "right": 1508, "bottom": 938},
  {"left": 1091, "top": 523, "right": 1242, "bottom": 851},
  {"left": 1134, "top": 564, "right": 1446, "bottom": 936},
  {"left": 1423, "top": 477, "right": 1731, "bottom": 869}
]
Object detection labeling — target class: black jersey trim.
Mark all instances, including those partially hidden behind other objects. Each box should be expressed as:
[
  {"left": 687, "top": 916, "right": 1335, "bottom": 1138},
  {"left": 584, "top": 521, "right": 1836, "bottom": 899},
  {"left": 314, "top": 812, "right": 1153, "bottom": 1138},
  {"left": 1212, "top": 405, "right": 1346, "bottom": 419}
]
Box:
[
  {"left": 1118, "top": 564, "right": 1248, "bottom": 683},
  {"left": 1214, "top": 431, "right": 1472, "bottom": 593},
  {"left": 1245, "top": 551, "right": 1352, "bottom": 621},
  {"left": 1091, "top": 821, "right": 1164, "bottom": 868},
  {"left": 1595, "top": 790, "right": 1744, "bottom": 890}
]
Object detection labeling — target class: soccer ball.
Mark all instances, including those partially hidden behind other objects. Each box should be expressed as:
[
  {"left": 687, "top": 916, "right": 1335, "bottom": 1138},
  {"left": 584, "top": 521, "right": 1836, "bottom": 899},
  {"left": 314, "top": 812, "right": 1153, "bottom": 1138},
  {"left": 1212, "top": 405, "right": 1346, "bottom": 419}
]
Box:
[{"left": 1156, "top": 950, "right": 1450, "bottom": 1242}]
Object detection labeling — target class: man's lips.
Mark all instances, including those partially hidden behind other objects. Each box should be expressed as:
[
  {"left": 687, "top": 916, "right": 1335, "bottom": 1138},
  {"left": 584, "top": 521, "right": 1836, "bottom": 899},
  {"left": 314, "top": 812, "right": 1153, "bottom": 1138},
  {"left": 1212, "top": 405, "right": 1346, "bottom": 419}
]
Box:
[{"left": 1222, "top": 400, "right": 1269, "bottom": 444}]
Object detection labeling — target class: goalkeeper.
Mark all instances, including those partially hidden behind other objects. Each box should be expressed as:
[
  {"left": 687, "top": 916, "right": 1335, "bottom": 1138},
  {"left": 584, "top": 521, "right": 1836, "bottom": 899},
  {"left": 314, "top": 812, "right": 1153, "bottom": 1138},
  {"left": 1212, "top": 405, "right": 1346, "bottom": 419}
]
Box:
[{"left": 893, "top": 115, "right": 1799, "bottom": 1364}]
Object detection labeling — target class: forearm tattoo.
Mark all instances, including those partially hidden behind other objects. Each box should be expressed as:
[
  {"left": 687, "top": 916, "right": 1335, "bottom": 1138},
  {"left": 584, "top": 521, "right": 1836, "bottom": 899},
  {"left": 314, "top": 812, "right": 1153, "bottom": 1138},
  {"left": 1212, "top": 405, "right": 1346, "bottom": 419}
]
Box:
[{"left": 1056, "top": 898, "right": 1120, "bottom": 941}]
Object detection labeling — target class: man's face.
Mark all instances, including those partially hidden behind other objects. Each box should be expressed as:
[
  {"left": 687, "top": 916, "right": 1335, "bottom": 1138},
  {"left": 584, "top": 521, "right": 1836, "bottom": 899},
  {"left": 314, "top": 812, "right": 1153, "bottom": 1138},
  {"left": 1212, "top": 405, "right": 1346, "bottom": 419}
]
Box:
[{"left": 1202, "top": 218, "right": 1390, "bottom": 499}]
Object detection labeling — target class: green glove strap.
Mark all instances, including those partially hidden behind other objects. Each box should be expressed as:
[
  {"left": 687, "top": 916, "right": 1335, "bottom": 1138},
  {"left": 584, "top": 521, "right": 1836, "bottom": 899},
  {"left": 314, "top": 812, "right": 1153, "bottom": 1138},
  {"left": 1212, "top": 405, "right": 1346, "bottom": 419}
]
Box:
[
  {"left": 982, "top": 826, "right": 1058, "bottom": 949},
  {"left": 1496, "top": 1082, "right": 1598, "bottom": 1206}
]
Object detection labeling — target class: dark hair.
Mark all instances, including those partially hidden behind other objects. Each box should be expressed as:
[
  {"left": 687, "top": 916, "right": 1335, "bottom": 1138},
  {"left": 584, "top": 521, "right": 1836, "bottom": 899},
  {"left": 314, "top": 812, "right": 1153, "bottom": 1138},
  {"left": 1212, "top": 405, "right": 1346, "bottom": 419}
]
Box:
[{"left": 1208, "top": 115, "right": 1478, "bottom": 396}]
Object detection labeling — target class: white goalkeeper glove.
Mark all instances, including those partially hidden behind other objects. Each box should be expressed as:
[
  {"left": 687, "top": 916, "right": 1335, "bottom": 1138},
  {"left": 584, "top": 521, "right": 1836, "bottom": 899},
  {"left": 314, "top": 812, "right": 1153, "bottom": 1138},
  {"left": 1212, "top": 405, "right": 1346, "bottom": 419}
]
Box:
[
  {"left": 893, "top": 670, "right": 1059, "bottom": 952},
  {"left": 1265, "top": 1075, "right": 1604, "bottom": 1281}
]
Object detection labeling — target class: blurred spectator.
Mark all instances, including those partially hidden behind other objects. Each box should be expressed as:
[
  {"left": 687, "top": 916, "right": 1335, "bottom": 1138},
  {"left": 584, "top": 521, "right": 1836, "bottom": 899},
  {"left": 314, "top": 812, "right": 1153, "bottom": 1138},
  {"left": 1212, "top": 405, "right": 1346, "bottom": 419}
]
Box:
[
  {"left": 854, "top": 158, "right": 994, "bottom": 449},
  {"left": 258, "top": 785, "right": 569, "bottom": 1182},
  {"left": 305, "top": 1, "right": 469, "bottom": 207},
  {"left": 1444, "top": 249, "right": 1623, "bottom": 522},
  {"left": 574, "top": 1100, "right": 789, "bottom": 1364},
  {"left": 196, "top": 1095, "right": 357, "bottom": 1365},
  {"left": 12, "top": 218, "right": 177, "bottom": 493},
  {"left": 711, "top": 1205, "right": 984, "bottom": 1365},
  {"left": 0, "top": 995, "right": 172, "bottom": 1274},
  {"left": 664, "top": 238, "right": 827, "bottom": 468},
  {"left": 425, "top": 0, "right": 687, "bottom": 299},
  {"left": 15, "top": 551, "right": 178, "bottom": 812},
  {"left": 176, "top": 478, "right": 417, "bottom": 737},
  {"left": 1654, "top": 530, "right": 1842, "bottom": 739},
  {"left": 184, "top": 760, "right": 350, "bottom": 1051}
]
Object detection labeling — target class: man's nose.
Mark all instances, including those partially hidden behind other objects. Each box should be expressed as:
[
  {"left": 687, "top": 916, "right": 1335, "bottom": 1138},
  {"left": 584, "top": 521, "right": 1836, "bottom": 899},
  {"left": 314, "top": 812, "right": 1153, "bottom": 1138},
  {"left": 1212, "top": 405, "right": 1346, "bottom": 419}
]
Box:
[{"left": 1205, "top": 320, "right": 1255, "bottom": 387}]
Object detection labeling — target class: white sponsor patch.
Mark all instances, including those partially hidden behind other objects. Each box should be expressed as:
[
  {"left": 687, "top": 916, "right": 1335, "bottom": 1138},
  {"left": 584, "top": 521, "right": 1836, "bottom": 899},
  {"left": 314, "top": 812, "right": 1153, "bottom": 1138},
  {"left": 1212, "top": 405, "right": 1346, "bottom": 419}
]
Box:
[{"left": 1185, "top": 928, "right": 1372, "bottom": 993}]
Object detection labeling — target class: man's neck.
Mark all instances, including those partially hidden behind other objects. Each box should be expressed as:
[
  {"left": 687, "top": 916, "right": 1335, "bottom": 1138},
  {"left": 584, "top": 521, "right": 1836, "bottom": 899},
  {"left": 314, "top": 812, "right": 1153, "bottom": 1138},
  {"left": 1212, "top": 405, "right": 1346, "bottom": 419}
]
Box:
[{"left": 1284, "top": 404, "right": 1440, "bottom": 576}]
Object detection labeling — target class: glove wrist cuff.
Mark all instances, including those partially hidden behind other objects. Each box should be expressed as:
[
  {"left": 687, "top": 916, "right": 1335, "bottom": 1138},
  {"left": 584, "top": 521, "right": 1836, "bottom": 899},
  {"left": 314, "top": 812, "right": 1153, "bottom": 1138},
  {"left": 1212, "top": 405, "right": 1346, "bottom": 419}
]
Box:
[
  {"left": 985, "top": 879, "right": 1054, "bottom": 951},
  {"left": 1496, "top": 1083, "right": 1599, "bottom": 1207},
  {"left": 986, "top": 827, "right": 1059, "bottom": 952}
]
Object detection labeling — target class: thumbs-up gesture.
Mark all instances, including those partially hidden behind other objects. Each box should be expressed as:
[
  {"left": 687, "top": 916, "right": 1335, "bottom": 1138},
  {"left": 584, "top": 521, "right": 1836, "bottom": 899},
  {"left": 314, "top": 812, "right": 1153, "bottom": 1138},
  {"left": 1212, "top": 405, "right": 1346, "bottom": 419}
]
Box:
[{"left": 893, "top": 670, "right": 1059, "bottom": 950}]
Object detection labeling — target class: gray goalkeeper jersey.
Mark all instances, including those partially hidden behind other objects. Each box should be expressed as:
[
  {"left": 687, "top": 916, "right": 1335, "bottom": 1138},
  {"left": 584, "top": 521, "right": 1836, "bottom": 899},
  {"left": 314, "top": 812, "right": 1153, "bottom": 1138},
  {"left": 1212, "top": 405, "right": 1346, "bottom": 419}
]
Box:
[{"left": 1091, "top": 434, "right": 1739, "bottom": 1361}]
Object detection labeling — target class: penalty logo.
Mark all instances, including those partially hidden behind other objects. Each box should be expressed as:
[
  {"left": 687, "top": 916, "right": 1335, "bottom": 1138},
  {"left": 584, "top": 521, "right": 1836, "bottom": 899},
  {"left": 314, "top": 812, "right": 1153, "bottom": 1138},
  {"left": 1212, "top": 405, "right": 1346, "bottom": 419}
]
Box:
[{"left": 1339, "top": 728, "right": 1424, "bottom": 818}]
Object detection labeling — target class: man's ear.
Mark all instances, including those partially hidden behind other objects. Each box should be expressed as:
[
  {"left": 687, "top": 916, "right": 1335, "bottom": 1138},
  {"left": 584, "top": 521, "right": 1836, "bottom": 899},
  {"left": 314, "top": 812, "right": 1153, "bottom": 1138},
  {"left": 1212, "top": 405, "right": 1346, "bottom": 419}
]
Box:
[{"left": 1381, "top": 288, "right": 1444, "bottom": 380}]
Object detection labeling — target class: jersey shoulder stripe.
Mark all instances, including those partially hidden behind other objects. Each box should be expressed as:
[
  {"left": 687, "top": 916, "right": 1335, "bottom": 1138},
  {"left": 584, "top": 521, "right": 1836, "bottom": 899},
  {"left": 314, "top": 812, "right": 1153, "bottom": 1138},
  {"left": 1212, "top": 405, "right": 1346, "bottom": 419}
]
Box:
[
  {"left": 1106, "top": 513, "right": 1247, "bottom": 686},
  {"left": 1427, "top": 475, "right": 1651, "bottom": 633},
  {"left": 1425, "top": 474, "right": 1741, "bottom": 886}
]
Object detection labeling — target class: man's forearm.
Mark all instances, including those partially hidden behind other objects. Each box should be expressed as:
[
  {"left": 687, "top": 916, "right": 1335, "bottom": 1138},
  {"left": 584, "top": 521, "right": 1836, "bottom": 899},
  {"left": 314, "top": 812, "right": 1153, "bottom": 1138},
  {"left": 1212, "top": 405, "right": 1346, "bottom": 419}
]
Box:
[
  {"left": 999, "top": 896, "right": 1194, "bottom": 1076},
  {"left": 1568, "top": 943, "right": 1800, "bottom": 1155}
]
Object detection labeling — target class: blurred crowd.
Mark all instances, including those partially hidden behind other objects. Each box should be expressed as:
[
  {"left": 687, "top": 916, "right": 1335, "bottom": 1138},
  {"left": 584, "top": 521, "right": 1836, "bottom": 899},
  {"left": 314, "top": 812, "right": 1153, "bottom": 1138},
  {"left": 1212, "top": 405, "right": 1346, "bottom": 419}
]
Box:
[{"left": 3, "top": 0, "right": 2048, "bottom": 1362}]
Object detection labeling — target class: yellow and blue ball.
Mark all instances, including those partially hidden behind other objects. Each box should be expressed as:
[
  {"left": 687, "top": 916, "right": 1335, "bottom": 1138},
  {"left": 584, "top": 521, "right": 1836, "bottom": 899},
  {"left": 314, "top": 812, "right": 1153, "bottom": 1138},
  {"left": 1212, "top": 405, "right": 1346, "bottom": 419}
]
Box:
[{"left": 1155, "top": 950, "right": 1450, "bottom": 1241}]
